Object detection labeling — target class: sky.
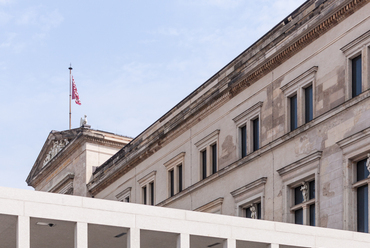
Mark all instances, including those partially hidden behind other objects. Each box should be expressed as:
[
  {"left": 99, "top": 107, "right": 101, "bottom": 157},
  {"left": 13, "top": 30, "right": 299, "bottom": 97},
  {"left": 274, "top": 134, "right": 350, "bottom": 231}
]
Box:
[{"left": 0, "top": 0, "right": 306, "bottom": 190}]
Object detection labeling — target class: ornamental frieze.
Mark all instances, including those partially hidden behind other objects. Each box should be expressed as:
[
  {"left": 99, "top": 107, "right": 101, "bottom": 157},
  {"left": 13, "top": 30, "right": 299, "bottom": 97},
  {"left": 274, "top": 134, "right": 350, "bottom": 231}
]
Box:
[{"left": 43, "top": 139, "right": 69, "bottom": 167}]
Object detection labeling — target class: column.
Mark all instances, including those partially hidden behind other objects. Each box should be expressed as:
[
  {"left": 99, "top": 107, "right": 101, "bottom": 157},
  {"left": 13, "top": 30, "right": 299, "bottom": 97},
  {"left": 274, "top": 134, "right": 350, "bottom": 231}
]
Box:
[
  {"left": 177, "top": 233, "right": 190, "bottom": 248},
  {"left": 17, "top": 215, "right": 30, "bottom": 248},
  {"left": 223, "top": 238, "right": 236, "bottom": 248},
  {"left": 127, "top": 227, "right": 140, "bottom": 248},
  {"left": 75, "top": 222, "right": 88, "bottom": 248}
]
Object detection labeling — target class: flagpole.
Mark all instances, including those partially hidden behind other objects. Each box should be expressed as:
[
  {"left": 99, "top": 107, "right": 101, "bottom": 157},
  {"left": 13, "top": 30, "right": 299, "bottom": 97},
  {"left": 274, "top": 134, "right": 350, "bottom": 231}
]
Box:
[{"left": 69, "top": 64, "right": 73, "bottom": 129}]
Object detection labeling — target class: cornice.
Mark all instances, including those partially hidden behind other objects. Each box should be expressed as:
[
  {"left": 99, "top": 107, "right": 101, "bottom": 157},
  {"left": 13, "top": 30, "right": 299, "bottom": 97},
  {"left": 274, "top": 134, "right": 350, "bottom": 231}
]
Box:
[
  {"left": 230, "top": 177, "right": 267, "bottom": 198},
  {"left": 87, "top": 0, "right": 369, "bottom": 196},
  {"left": 48, "top": 173, "right": 74, "bottom": 193},
  {"left": 277, "top": 151, "right": 322, "bottom": 176},
  {"left": 194, "top": 197, "right": 224, "bottom": 212}
]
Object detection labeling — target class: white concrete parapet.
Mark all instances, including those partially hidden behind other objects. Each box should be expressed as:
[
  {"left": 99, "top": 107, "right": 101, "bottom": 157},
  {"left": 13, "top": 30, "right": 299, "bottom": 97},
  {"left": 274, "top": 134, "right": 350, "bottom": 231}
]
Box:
[{"left": 0, "top": 186, "right": 369, "bottom": 248}]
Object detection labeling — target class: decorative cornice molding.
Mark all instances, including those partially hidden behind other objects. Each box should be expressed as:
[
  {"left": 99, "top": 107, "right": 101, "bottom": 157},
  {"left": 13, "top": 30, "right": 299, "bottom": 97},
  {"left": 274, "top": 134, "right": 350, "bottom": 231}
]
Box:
[
  {"left": 337, "top": 126, "right": 370, "bottom": 150},
  {"left": 164, "top": 152, "right": 185, "bottom": 169},
  {"left": 48, "top": 173, "right": 74, "bottom": 194},
  {"left": 194, "top": 197, "right": 224, "bottom": 213},
  {"left": 230, "top": 177, "right": 267, "bottom": 198},
  {"left": 115, "top": 187, "right": 132, "bottom": 201},
  {"left": 277, "top": 151, "right": 322, "bottom": 176},
  {"left": 340, "top": 30, "right": 370, "bottom": 53},
  {"left": 194, "top": 129, "right": 220, "bottom": 148},
  {"left": 233, "top": 102, "right": 263, "bottom": 124},
  {"left": 280, "top": 66, "right": 318, "bottom": 92},
  {"left": 138, "top": 171, "right": 156, "bottom": 186},
  {"left": 230, "top": 0, "right": 368, "bottom": 97}
]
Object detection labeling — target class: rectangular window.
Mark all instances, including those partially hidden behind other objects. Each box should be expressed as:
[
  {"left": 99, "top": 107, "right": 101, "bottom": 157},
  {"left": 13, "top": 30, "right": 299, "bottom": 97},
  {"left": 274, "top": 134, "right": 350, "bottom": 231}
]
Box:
[
  {"left": 252, "top": 118, "right": 259, "bottom": 151},
  {"left": 356, "top": 159, "right": 368, "bottom": 233},
  {"left": 169, "top": 169, "right": 174, "bottom": 197},
  {"left": 149, "top": 182, "right": 154, "bottom": 205},
  {"left": 304, "top": 85, "right": 313, "bottom": 123},
  {"left": 352, "top": 55, "right": 362, "bottom": 97},
  {"left": 240, "top": 125, "right": 247, "bottom": 158},
  {"left": 290, "top": 95, "right": 298, "bottom": 131},
  {"left": 245, "top": 203, "right": 261, "bottom": 219},
  {"left": 211, "top": 144, "right": 217, "bottom": 174},
  {"left": 293, "top": 180, "right": 315, "bottom": 226},
  {"left": 201, "top": 150, "right": 207, "bottom": 179},
  {"left": 178, "top": 164, "right": 183, "bottom": 193},
  {"left": 125, "top": 196, "right": 130, "bottom": 202},
  {"left": 295, "top": 208, "right": 303, "bottom": 225},
  {"left": 142, "top": 186, "right": 147, "bottom": 205},
  {"left": 309, "top": 204, "right": 315, "bottom": 226}
]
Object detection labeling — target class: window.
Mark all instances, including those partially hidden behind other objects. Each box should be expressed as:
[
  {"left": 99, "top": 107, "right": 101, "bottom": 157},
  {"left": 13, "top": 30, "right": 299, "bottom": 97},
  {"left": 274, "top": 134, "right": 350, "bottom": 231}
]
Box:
[
  {"left": 252, "top": 118, "right": 259, "bottom": 151},
  {"left": 352, "top": 55, "right": 362, "bottom": 97},
  {"left": 277, "top": 151, "right": 321, "bottom": 225},
  {"left": 290, "top": 95, "right": 298, "bottom": 131},
  {"left": 304, "top": 85, "right": 313, "bottom": 123},
  {"left": 240, "top": 125, "right": 247, "bottom": 158},
  {"left": 340, "top": 30, "right": 370, "bottom": 100},
  {"left": 231, "top": 177, "right": 267, "bottom": 219},
  {"left": 201, "top": 150, "right": 207, "bottom": 179},
  {"left": 292, "top": 180, "right": 315, "bottom": 225},
  {"left": 233, "top": 102, "right": 263, "bottom": 158},
  {"left": 281, "top": 66, "right": 317, "bottom": 132},
  {"left": 356, "top": 158, "right": 369, "bottom": 233},
  {"left": 138, "top": 171, "right": 156, "bottom": 205},
  {"left": 337, "top": 128, "right": 370, "bottom": 232},
  {"left": 195, "top": 130, "right": 219, "bottom": 180},
  {"left": 164, "top": 152, "right": 185, "bottom": 198},
  {"left": 194, "top": 197, "right": 224, "bottom": 214},
  {"left": 115, "top": 187, "right": 132, "bottom": 203},
  {"left": 245, "top": 202, "right": 261, "bottom": 219}
]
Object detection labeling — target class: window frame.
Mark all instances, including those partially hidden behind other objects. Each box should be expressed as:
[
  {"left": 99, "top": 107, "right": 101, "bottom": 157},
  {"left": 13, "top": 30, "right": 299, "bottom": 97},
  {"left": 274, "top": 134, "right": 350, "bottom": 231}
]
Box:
[
  {"left": 195, "top": 130, "right": 220, "bottom": 180},
  {"left": 230, "top": 177, "right": 267, "bottom": 219},
  {"left": 337, "top": 128, "right": 370, "bottom": 232},
  {"left": 115, "top": 187, "right": 132, "bottom": 202},
  {"left": 233, "top": 102, "right": 263, "bottom": 158},
  {"left": 340, "top": 30, "right": 370, "bottom": 100},
  {"left": 277, "top": 151, "right": 321, "bottom": 226},
  {"left": 281, "top": 66, "right": 317, "bottom": 133},
  {"left": 138, "top": 171, "right": 156, "bottom": 205},
  {"left": 164, "top": 152, "right": 185, "bottom": 198}
]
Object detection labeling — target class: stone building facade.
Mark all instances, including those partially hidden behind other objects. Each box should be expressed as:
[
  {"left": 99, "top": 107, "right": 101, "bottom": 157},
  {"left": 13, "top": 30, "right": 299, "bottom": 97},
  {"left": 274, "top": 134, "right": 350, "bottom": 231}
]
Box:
[{"left": 28, "top": 0, "right": 370, "bottom": 234}]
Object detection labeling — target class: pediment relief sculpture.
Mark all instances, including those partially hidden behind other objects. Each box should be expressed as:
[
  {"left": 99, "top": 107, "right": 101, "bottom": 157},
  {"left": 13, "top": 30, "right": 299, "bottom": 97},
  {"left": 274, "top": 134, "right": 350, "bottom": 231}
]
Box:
[{"left": 43, "top": 139, "right": 69, "bottom": 167}]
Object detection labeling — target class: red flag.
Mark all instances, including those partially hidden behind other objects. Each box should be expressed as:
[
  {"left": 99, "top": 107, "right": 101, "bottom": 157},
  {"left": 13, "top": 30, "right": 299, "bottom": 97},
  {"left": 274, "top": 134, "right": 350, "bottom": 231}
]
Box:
[{"left": 72, "top": 76, "right": 81, "bottom": 105}]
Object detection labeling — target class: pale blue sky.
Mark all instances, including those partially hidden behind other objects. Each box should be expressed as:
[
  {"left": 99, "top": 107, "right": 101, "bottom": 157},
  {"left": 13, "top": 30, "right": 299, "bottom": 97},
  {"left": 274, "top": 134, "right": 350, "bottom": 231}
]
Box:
[{"left": 0, "top": 0, "right": 306, "bottom": 190}]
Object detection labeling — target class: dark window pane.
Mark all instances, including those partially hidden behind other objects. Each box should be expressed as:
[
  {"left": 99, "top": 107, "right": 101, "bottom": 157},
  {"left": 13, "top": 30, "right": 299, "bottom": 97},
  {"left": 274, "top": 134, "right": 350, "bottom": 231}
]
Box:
[
  {"left": 295, "top": 186, "right": 303, "bottom": 205},
  {"left": 246, "top": 207, "right": 251, "bottom": 218},
  {"left": 245, "top": 203, "right": 261, "bottom": 219},
  {"left": 295, "top": 208, "right": 303, "bottom": 225},
  {"left": 352, "top": 55, "right": 362, "bottom": 97},
  {"left": 305, "top": 85, "right": 313, "bottom": 123},
  {"left": 253, "top": 118, "right": 259, "bottom": 151},
  {"left": 201, "top": 150, "right": 207, "bottom": 179},
  {"left": 125, "top": 196, "right": 130, "bottom": 202},
  {"left": 240, "top": 125, "right": 247, "bottom": 158},
  {"left": 212, "top": 144, "right": 217, "bottom": 174},
  {"left": 150, "top": 182, "right": 154, "bottom": 205},
  {"left": 143, "top": 186, "right": 147, "bottom": 205},
  {"left": 290, "top": 95, "right": 298, "bottom": 131},
  {"left": 309, "top": 204, "right": 315, "bottom": 226},
  {"left": 178, "top": 164, "right": 183, "bottom": 193},
  {"left": 357, "top": 185, "right": 368, "bottom": 233},
  {"left": 357, "top": 159, "right": 369, "bottom": 182},
  {"left": 309, "top": 180, "right": 315, "bottom": 200},
  {"left": 170, "top": 170, "right": 174, "bottom": 197}
]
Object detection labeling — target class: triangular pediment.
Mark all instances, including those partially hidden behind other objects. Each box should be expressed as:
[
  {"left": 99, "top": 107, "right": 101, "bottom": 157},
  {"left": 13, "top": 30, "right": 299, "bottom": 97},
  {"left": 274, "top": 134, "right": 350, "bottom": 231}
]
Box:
[{"left": 26, "top": 128, "right": 82, "bottom": 187}]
